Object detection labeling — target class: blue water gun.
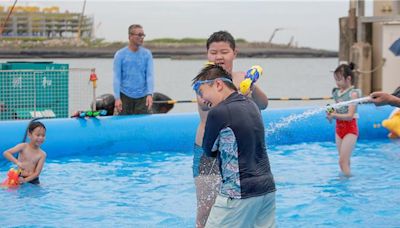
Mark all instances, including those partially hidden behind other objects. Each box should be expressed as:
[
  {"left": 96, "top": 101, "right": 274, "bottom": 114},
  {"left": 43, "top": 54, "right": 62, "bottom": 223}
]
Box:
[{"left": 239, "top": 65, "right": 263, "bottom": 94}]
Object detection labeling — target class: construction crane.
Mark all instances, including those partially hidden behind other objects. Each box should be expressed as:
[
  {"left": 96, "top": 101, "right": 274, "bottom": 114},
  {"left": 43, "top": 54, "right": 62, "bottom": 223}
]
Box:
[
  {"left": 0, "top": 0, "right": 18, "bottom": 37},
  {"left": 77, "top": 0, "right": 87, "bottom": 40},
  {"left": 268, "top": 28, "right": 285, "bottom": 43}
]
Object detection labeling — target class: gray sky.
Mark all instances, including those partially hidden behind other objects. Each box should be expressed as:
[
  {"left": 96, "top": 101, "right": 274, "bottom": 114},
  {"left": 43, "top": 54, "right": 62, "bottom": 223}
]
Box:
[{"left": 3, "top": 0, "right": 374, "bottom": 51}]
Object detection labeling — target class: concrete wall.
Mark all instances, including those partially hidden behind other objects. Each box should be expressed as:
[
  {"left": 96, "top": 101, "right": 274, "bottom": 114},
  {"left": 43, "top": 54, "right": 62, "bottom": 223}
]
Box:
[{"left": 372, "top": 22, "right": 400, "bottom": 92}]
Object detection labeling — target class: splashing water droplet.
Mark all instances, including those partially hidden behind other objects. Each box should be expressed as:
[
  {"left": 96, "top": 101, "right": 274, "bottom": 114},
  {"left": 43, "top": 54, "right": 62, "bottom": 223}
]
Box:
[
  {"left": 266, "top": 107, "right": 326, "bottom": 135},
  {"left": 265, "top": 96, "right": 370, "bottom": 135}
]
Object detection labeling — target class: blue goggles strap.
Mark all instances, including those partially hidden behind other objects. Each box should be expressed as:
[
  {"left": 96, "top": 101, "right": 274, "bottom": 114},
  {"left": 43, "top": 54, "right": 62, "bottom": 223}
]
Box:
[{"left": 192, "top": 77, "right": 233, "bottom": 94}]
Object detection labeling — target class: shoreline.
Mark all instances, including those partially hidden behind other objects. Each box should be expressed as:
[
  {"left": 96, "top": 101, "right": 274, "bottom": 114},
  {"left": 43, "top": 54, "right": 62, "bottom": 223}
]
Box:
[{"left": 0, "top": 45, "right": 338, "bottom": 59}]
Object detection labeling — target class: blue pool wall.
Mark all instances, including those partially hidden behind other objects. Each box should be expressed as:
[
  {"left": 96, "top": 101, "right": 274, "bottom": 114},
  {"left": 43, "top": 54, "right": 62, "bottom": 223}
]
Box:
[{"left": 0, "top": 104, "right": 393, "bottom": 159}]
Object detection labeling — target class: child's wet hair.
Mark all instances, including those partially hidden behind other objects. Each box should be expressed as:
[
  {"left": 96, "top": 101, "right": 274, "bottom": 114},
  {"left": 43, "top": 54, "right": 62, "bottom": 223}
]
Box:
[
  {"left": 206, "top": 31, "right": 236, "bottom": 51},
  {"left": 192, "top": 64, "right": 237, "bottom": 91},
  {"left": 334, "top": 62, "right": 356, "bottom": 85},
  {"left": 28, "top": 121, "right": 46, "bottom": 133}
]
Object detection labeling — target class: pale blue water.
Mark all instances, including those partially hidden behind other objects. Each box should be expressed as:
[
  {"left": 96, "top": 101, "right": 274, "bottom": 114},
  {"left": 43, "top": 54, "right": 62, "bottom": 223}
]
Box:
[{"left": 1, "top": 140, "right": 399, "bottom": 227}]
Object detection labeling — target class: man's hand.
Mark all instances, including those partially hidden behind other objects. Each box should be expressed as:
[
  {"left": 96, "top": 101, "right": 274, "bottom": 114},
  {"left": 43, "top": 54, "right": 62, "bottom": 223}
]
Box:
[
  {"left": 370, "top": 92, "right": 392, "bottom": 106},
  {"left": 115, "top": 99, "right": 123, "bottom": 112},
  {"left": 146, "top": 95, "right": 153, "bottom": 111}
]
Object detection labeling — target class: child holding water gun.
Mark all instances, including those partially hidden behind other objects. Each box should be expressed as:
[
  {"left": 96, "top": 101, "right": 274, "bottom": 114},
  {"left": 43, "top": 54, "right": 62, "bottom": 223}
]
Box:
[
  {"left": 326, "top": 63, "right": 361, "bottom": 176},
  {"left": 3, "top": 121, "right": 47, "bottom": 185},
  {"left": 193, "top": 31, "right": 269, "bottom": 228},
  {"left": 192, "top": 64, "right": 276, "bottom": 227}
]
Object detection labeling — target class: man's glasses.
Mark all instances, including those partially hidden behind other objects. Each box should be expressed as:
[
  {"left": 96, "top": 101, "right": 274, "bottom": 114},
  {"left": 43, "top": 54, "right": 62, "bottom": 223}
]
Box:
[
  {"left": 130, "top": 33, "right": 146, "bottom": 38},
  {"left": 193, "top": 77, "right": 233, "bottom": 97}
]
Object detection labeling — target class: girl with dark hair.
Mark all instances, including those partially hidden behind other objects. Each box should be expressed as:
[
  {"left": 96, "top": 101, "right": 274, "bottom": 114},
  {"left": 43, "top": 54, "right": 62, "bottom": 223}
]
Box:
[{"left": 327, "top": 63, "right": 362, "bottom": 176}]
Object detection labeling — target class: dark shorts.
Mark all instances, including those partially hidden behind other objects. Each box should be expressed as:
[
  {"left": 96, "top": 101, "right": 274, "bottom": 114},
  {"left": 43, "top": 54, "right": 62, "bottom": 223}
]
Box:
[
  {"left": 20, "top": 175, "right": 40, "bottom": 185},
  {"left": 119, "top": 93, "right": 152, "bottom": 115},
  {"left": 28, "top": 177, "right": 40, "bottom": 185},
  {"left": 192, "top": 144, "right": 220, "bottom": 178}
]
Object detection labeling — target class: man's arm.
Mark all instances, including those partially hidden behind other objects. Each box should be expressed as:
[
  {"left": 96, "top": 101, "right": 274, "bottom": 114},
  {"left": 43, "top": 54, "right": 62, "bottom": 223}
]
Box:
[
  {"left": 113, "top": 51, "right": 123, "bottom": 100},
  {"left": 113, "top": 51, "right": 123, "bottom": 112},
  {"left": 145, "top": 51, "right": 154, "bottom": 96},
  {"left": 370, "top": 91, "right": 400, "bottom": 107},
  {"left": 145, "top": 51, "right": 155, "bottom": 110}
]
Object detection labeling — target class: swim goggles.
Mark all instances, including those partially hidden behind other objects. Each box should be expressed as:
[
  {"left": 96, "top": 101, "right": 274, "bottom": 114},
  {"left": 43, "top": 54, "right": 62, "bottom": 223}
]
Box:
[{"left": 193, "top": 77, "right": 233, "bottom": 97}]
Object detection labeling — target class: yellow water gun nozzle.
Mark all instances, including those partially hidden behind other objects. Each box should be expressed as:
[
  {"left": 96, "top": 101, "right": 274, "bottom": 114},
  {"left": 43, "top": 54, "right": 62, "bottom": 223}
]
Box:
[{"left": 239, "top": 78, "right": 252, "bottom": 94}]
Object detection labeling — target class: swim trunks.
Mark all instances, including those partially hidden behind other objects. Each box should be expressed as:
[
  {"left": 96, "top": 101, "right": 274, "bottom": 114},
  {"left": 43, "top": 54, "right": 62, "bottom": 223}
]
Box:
[{"left": 20, "top": 174, "right": 40, "bottom": 185}]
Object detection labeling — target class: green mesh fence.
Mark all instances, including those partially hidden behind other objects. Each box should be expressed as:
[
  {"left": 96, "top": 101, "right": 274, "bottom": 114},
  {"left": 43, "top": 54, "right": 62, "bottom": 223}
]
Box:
[{"left": 0, "top": 62, "right": 94, "bottom": 120}]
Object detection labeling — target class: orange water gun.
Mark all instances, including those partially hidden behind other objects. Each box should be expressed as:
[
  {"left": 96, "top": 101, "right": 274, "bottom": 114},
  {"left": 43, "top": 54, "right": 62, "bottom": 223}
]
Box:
[{"left": 1, "top": 168, "right": 21, "bottom": 188}]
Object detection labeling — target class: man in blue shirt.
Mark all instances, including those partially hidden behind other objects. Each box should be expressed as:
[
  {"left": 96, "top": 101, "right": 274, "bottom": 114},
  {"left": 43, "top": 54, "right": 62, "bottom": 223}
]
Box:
[
  {"left": 192, "top": 64, "right": 276, "bottom": 227},
  {"left": 113, "top": 24, "right": 154, "bottom": 114}
]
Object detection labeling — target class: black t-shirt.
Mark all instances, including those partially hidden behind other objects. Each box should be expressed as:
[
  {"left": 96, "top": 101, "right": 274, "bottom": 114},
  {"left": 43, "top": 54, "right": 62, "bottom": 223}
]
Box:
[{"left": 203, "top": 92, "right": 276, "bottom": 199}]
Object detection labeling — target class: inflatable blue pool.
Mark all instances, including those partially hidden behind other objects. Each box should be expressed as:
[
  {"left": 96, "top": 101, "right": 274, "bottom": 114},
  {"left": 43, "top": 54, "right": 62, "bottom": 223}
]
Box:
[
  {"left": 0, "top": 104, "right": 393, "bottom": 159},
  {"left": 1, "top": 104, "right": 399, "bottom": 227}
]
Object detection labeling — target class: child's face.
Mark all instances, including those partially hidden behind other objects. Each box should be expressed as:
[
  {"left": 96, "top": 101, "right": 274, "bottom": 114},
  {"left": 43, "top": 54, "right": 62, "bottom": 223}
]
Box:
[
  {"left": 334, "top": 73, "right": 351, "bottom": 89},
  {"left": 207, "top": 42, "right": 237, "bottom": 74},
  {"left": 29, "top": 127, "right": 46, "bottom": 147},
  {"left": 197, "top": 80, "right": 223, "bottom": 108}
]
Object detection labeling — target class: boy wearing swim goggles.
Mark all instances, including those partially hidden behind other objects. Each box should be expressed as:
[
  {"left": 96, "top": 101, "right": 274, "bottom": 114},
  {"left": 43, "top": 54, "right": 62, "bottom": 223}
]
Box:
[{"left": 192, "top": 64, "right": 276, "bottom": 227}]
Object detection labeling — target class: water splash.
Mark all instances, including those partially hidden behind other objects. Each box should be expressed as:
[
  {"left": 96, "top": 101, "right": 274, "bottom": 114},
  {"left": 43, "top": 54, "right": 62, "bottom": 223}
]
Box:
[
  {"left": 265, "top": 96, "right": 371, "bottom": 135},
  {"left": 266, "top": 107, "right": 326, "bottom": 135}
]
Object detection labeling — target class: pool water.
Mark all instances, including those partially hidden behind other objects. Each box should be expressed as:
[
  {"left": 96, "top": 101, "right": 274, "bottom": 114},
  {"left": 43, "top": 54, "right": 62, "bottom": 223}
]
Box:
[{"left": 1, "top": 140, "right": 399, "bottom": 227}]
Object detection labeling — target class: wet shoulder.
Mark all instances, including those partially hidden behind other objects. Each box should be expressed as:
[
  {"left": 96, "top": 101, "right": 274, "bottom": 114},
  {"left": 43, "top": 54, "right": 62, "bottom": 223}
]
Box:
[
  {"left": 351, "top": 88, "right": 362, "bottom": 97},
  {"left": 19, "top": 143, "right": 29, "bottom": 153},
  {"left": 39, "top": 149, "right": 47, "bottom": 160}
]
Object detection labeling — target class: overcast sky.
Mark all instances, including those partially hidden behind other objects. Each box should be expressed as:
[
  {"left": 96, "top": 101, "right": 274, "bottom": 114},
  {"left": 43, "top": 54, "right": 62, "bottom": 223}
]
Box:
[{"left": 3, "top": 0, "right": 374, "bottom": 51}]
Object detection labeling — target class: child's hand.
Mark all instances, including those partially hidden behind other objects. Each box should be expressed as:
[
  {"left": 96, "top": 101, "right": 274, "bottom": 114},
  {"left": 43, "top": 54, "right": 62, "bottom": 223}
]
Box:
[
  {"left": 18, "top": 177, "right": 25, "bottom": 184},
  {"left": 326, "top": 112, "right": 335, "bottom": 123}
]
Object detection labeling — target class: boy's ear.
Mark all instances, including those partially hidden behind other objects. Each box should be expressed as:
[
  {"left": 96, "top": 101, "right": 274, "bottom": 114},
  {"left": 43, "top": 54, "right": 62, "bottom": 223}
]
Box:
[
  {"left": 216, "top": 79, "right": 225, "bottom": 91},
  {"left": 233, "top": 49, "right": 238, "bottom": 58}
]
